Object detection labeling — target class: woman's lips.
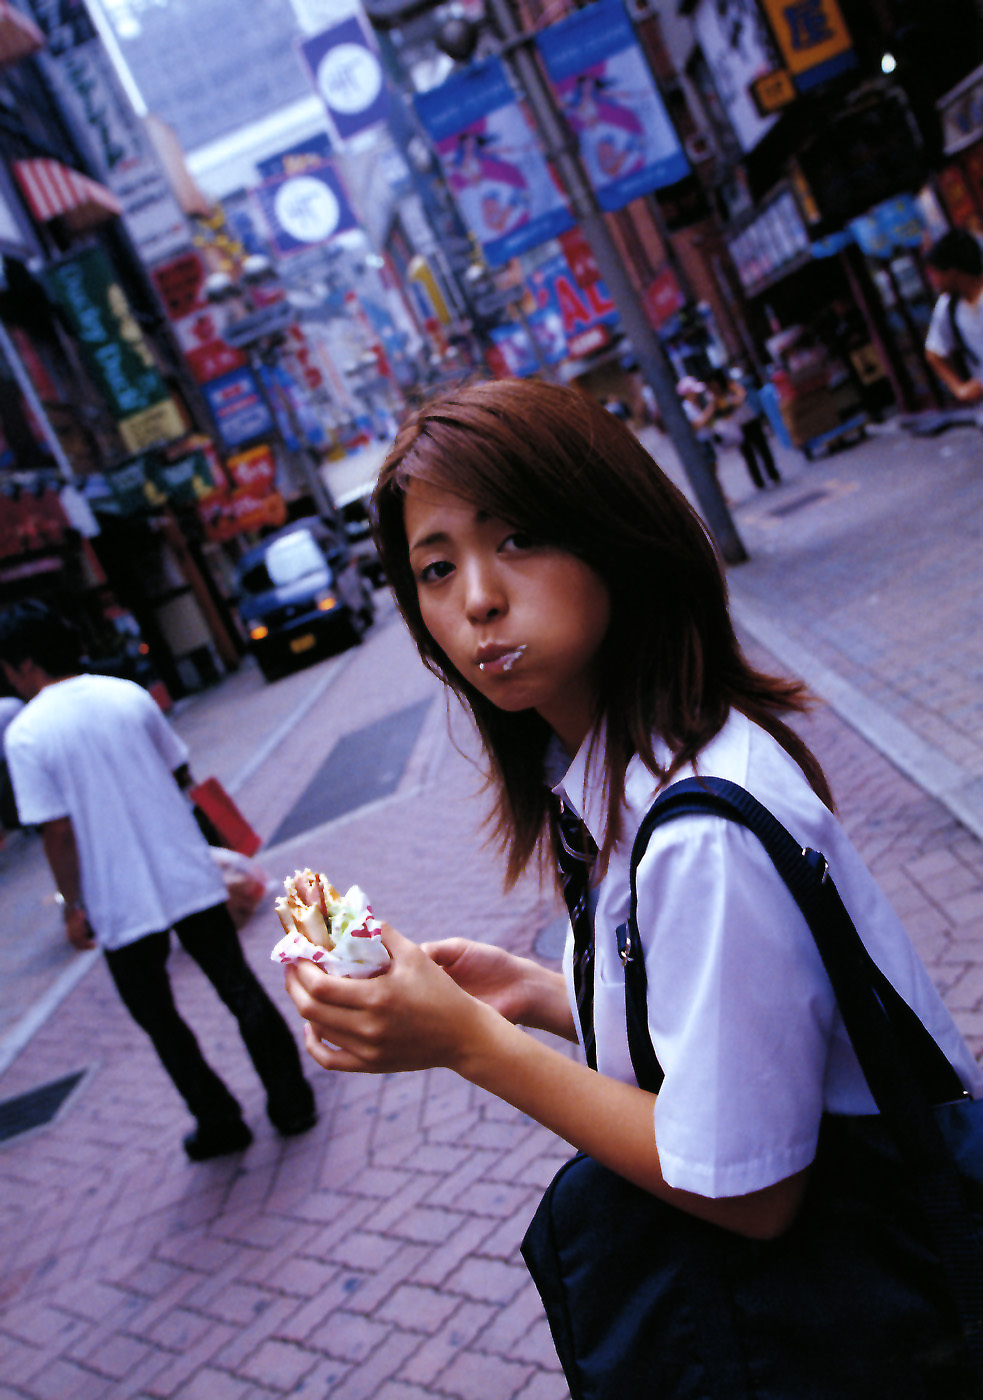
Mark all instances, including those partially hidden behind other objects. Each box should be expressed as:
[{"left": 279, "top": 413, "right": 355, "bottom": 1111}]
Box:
[{"left": 476, "top": 644, "right": 527, "bottom": 674}]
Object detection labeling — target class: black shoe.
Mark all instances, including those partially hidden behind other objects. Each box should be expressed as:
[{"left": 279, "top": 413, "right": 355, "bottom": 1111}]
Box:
[
  {"left": 183, "top": 1118, "right": 253, "bottom": 1161},
  {"left": 270, "top": 1107, "right": 319, "bottom": 1137}
]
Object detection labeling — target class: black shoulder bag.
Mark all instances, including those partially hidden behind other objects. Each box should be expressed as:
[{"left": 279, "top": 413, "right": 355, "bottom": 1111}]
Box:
[{"left": 521, "top": 778, "right": 983, "bottom": 1399}]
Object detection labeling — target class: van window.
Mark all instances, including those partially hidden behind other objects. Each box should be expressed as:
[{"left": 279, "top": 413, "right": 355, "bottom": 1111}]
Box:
[{"left": 265, "top": 531, "right": 326, "bottom": 586}]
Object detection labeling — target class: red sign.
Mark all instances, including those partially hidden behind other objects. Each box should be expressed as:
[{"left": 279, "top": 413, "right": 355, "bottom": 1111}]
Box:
[
  {"left": 554, "top": 275, "right": 616, "bottom": 337},
  {"left": 559, "top": 227, "right": 602, "bottom": 287},
  {"left": 567, "top": 324, "right": 612, "bottom": 358},
  {"left": 226, "top": 443, "right": 277, "bottom": 493},
  {"left": 199, "top": 484, "right": 287, "bottom": 541},
  {"left": 0, "top": 487, "right": 69, "bottom": 560},
  {"left": 151, "top": 250, "right": 247, "bottom": 384},
  {"left": 643, "top": 265, "right": 685, "bottom": 329}
]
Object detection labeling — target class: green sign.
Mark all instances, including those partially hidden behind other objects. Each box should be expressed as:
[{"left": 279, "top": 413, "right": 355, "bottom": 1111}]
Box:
[
  {"left": 46, "top": 248, "right": 170, "bottom": 423},
  {"left": 149, "top": 450, "right": 215, "bottom": 506}
]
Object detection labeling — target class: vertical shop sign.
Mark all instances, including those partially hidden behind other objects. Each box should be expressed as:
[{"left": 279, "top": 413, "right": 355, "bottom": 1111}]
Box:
[
  {"left": 298, "top": 15, "right": 390, "bottom": 143},
  {"left": 415, "top": 58, "right": 573, "bottom": 268},
  {"left": 26, "top": 1, "right": 190, "bottom": 266},
  {"left": 760, "top": 0, "right": 857, "bottom": 92},
  {"left": 46, "top": 247, "right": 184, "bottom": 451},
  {"left": 536, "top": 0, "right": 688, "bottom": 212},
  {"left": 691, "top": 0, "right": 780, "bottom": 153},
  {"left": 201, "top": 368, "right": 275, "bottom": 449},
  {"left": 254, "top": 135, "right": 358, "bottom": 257},
  {"left": 150, "top": 249, "right": 247, "bottom": 384}
]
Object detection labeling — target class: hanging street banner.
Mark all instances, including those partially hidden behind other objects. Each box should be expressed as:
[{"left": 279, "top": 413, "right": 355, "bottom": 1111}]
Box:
[
  {"left": 254, "top": 135, "right": 358, "bottom": 258},
  {"left": 298, "top": 14, "right": 390, "bottom": 144},
  {"left": 759, "top": 0, "right": 857, "bottom": 93},
  {"left": 415, "top": 57, "right": 573, "bottom": 268},
  {"left": 27, "top": 0, "right": 191, "bottom": 267},
  {"left": 46, "top": 246, "right": 184, "bottom": 451},
  {"left": 537, "top": 0, "right": 689, "bottom": 212}
]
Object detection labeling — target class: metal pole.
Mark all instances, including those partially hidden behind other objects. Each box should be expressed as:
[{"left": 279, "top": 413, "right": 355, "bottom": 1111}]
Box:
[{"left": 484, "top": 0, "right": 747, "bottom": 564}]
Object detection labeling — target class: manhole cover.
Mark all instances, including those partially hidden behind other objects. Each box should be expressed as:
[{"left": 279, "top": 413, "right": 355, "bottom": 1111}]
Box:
[
  {"left": 0, "top": 1070, "right": 87, "bottom": 1144},
  {"left": 269, "top": 698, "right": 433, "bottom": 845}
]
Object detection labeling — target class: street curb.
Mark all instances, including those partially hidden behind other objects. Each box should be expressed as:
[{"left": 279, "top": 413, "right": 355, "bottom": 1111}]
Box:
[{"left": 731, "top": 596, "right": 983, "bottom": 842}]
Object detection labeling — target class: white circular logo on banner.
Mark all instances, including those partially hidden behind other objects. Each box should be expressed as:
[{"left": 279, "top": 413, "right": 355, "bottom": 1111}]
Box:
[
  {"left": 274, "top": 176, "right": 340, "bottom": 243},
  {"left": 317, "top": 43, "right": 382, "bottom": 115}
]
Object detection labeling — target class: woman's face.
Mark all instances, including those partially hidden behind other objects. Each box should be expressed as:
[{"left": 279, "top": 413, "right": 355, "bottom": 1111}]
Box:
[{"left": 404, "top": 480, "right": 611, "bottom": 755}]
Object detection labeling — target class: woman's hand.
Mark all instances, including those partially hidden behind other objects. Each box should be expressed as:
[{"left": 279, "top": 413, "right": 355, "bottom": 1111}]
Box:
[
  {"left": 285, "top": 925, "right": 503, "bottom": 1075},
  {"left": 423, "top": 938, "right": 576, "bottom": 1040}
]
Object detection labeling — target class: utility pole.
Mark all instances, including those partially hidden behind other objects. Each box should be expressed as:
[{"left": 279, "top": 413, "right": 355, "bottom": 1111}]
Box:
[{"left": 483, "top": 0, "right": 747, "bottom": 564}]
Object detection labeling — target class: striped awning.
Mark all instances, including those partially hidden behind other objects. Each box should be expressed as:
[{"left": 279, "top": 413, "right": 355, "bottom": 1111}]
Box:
[
  {"left": 0, "top": 3, "right": 44, "bottom": 68},
  {"left": 11, "top": 158, "right": 122, "bottom": 232}
]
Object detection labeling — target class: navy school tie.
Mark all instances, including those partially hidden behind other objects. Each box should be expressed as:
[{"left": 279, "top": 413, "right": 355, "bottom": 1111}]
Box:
[{"left": 551, "top": 795, "right": 599, "bottom": 1071}]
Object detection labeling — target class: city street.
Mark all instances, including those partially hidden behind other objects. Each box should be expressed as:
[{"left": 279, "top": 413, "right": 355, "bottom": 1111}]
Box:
[{"left": 0, "top": 418, "right": 981, "bottom": 1399}]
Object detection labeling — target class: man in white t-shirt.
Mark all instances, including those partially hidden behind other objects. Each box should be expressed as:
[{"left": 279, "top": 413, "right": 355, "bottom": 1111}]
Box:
[
  {"left": 924, "top": 229, "right": 983, "bottom": 406},
  {"left": 0, "top": 601, "right": 316, "bottom": 1161}
]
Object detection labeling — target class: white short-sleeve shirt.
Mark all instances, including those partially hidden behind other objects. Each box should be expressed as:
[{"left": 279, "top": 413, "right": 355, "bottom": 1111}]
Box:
[
  {"left": 925, "top": 290, "right": 983, "bottom": 372},
  {"left": 6, "top": 675, "right": 225, "bottom": 949},
  {"left": 556, "top": 712, "right": 983, "bottom": 1199}
]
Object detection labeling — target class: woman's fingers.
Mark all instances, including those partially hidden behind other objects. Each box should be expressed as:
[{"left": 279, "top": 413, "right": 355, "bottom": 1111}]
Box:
[{"left": 283, "top": 924, "right": 488, "bottom": 1075}]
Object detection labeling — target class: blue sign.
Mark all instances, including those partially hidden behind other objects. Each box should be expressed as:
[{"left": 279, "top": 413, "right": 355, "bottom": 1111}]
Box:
[
  {"left": 254, "top": 135, "right": 358, "bottom": 257},
  {"left": 298, "top": 17, "right": 390, "bottom": 142},
  {"left": 537, "top": 0, "right": 689, "bottom": 212},
  {"left": 415, "top": 58, "right": 573, "bottom": 267},
  {"left": 203, "top": 368, "right": 274, "bottom": 448}
]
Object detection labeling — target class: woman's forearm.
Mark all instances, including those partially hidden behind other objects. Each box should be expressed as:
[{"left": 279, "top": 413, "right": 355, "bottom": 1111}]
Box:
[{"left": 454, "top": 1008, "right": 809, "bottom": 1240}]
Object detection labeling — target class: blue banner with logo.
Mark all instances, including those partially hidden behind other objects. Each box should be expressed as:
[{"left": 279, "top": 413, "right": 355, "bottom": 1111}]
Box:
[
  {"left": 537, "top": 0, "right": 688, "bottom": 212},
  {"left": 298, "top": 16, "right": 390, "bottom": 142},
  {"left": 203, "top": 368, "right": 275, "bottom": 448},
  {"left": 254, "top": 135, "right": 358, "bottom": 257},
  {"left": 415, "top": 57, "right": 573, "bottom": 267}
]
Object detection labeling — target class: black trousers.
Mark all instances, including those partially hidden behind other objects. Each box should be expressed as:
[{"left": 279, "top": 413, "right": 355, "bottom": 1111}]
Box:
[
  {"left": 739, "top": 418, "right": 781, "bottom": 489},
  {"left": 104, "top": 902, "right": 314, "bottom": 1130}
]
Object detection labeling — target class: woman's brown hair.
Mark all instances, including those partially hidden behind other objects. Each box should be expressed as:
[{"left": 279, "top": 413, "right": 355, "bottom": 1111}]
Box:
[{"left": 372, "top": 377, "right": 831, "bottom": 885}]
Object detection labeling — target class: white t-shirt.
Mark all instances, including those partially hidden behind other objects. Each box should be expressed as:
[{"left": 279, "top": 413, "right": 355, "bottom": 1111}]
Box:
[
  {"left": 925, "top": 289, "right": 983, "bottom": 375},
  {"left": 6, "top": 675, "right": 225, "bottom": 949},
  {"left": 555, "top": 711, "right": 983, "bottom": 1199}
]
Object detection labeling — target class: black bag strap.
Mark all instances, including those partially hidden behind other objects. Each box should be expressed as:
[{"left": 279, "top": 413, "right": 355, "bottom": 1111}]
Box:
[
  {"left": 618, "top": 776, "right": 982, "bottom": 1373},
  {"left": 947, "top": 292, "right": 978, "bottom": 382}
]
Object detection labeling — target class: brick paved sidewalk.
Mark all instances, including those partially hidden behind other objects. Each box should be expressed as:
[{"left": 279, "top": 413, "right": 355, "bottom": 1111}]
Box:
[
  {"left": 1, "top": 418, "right": 981, "bottom": 1399},
  {"left": 2, "top": 612, "right": 982, "bottom": 1399},
  {"left": 645, "top": 418, "right": 983, "bottom": 837}
]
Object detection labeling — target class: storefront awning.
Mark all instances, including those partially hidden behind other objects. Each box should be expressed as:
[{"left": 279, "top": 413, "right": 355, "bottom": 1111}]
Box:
[
  {"left": 11, "top": 158, "right": 122, "bottom": 233},
  {"left": 0, "top": 3, "right": 44, "bottom": 68}
]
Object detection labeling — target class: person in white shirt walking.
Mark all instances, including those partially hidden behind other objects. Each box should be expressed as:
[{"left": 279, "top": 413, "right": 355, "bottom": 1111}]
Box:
[
  {"left": 0, "top": 601, "right": 316, "bottom": 1161},
  {"left": 924, "top": 229, "right": 983, "bottom": 406}
]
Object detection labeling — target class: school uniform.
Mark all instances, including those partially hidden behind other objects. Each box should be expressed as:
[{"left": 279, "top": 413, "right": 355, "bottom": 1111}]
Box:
[{"left": 553, "top": 710, "right": 983, "bottom": 1199}]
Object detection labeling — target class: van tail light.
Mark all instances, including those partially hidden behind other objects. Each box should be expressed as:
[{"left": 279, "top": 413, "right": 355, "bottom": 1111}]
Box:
[{"left": 249, "top": 624, "right": 269, "bottom": 641}]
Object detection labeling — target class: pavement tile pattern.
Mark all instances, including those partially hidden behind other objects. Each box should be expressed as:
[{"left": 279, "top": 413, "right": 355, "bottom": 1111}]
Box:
[{"left": 0, "top": 419, "right": 980, "bottom": 1398}]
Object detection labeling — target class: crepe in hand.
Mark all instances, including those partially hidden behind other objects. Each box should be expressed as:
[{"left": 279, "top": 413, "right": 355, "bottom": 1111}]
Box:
[{"left": 272, "top": 869, "right": 390, "bottom": 978}]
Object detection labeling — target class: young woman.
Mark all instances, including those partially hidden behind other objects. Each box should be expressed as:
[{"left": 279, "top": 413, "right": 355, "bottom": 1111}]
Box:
[{"left": 284, "top": 378, "right": 980, "bottom": 1301}]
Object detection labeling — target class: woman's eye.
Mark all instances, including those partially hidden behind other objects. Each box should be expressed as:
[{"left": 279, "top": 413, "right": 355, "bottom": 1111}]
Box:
[
  {"left": 418, "top": 559, "right": 454, "bottom": 584},
  {"left": 501, "top": 531, "right": 538, "bottom": 552}
]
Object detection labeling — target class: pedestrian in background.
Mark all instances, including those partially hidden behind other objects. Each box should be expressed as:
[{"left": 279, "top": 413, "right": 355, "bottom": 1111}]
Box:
[
  {"left": 283, "top": 378, "right": 982, "bottom": 1394},
  {"left": 924, "top": 228, "right": 983, "bottom": 406},
  {"left": 675, "top": 375, "right": 716, "bottom": 467},
  {"left": 0, "top": 601, "right": 317, "bottom": 1161},
  {"left": 727, "top": 364, "right": 782, "bottom": 489}
]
